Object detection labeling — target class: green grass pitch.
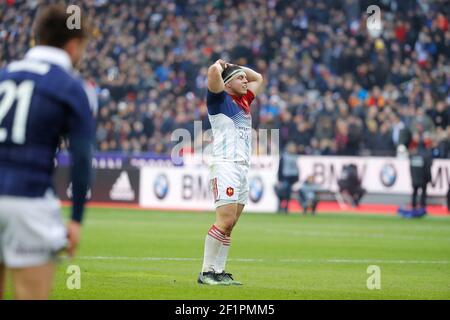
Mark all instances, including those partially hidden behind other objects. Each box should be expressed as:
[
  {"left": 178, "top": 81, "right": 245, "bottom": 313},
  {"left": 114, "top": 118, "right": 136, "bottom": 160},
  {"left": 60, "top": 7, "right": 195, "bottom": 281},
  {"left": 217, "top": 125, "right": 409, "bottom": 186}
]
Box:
[{"left": 4, "top": 208, "right": 450, "bottom": 299}]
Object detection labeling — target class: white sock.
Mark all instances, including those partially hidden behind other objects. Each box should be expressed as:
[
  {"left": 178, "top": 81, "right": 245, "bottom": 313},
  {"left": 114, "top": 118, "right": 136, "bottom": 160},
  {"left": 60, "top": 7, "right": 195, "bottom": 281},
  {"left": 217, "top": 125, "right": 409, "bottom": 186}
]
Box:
[
  {"left": 215, "top": 235, "right": 231, "bottom": 273},
  {"left": 202, "top": 224, "right": 228, "bottom": 273}
]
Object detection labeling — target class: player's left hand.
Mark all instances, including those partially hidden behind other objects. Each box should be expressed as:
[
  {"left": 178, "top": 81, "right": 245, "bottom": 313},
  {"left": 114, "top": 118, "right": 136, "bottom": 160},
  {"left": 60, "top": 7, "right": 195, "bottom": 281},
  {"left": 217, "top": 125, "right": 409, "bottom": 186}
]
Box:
[{"left": 66, "top": 220, "right": 82, "bottom": 257}]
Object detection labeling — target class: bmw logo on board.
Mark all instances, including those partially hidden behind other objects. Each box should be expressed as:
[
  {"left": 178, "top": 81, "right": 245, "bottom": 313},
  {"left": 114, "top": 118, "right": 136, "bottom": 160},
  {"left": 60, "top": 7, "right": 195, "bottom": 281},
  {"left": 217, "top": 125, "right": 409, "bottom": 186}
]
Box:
[
  {"left": 379, "top": 163, "right": 397, "bottom": 188},
  {"left": 154, "top": 174, "right": 169, "bottom": 200},
  {"left": 249, "top": 176, "right": 264, "bottom": 203}
]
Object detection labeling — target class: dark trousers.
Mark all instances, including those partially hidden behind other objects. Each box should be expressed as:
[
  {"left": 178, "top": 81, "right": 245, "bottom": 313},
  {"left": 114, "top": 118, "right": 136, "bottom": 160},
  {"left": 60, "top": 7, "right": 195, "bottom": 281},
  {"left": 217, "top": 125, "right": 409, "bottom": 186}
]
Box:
[
  {"left": 276, "top": 181, "right": 294, "bottom": 212},
  {"left": 349, "top": 186, "right": 365, "bottom": 206},
  {"left": 412, "top": 183, "right": 427, "bottom": 208},
  {"left": 299, "top": 196, "right": 318, "bottom": 214}
]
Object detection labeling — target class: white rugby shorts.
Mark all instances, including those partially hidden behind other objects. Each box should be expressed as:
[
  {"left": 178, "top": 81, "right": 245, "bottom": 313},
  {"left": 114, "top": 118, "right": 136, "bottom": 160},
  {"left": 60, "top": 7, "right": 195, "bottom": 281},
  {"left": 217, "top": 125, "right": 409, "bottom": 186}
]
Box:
[
  {"left": 0, "top": 190, "right": 67, "bottom": 268},
  {"left": 209, "top": 162, "right": 249, "bottom": 208}
]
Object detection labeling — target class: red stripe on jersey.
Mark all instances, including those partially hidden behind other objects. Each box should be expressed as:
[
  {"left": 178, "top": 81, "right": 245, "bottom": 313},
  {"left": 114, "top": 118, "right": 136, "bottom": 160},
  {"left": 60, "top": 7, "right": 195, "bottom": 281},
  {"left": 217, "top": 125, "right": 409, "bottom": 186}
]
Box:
[
  {"left": 211, "top": 178, "right": 218, "bottom": 201},
  {"left": 214, "top": 178, "right": 218, "bottom": 201}
]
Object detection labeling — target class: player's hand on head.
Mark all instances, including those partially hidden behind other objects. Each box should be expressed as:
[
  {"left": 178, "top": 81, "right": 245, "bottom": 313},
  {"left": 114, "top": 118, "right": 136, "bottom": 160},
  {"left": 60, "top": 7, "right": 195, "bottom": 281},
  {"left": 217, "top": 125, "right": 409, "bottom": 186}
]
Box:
[
  {"left": 215, "top": 59, "right": 227, "bottom": 70},
  {"left": 66, "top": 220, "right": 82, "bottom": 257}
]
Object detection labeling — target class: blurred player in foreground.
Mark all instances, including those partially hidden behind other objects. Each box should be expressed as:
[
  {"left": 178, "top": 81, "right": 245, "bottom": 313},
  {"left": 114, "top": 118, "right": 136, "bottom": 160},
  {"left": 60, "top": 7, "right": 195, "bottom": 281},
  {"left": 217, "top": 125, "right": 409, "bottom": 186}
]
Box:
[
  {"left": 0, "top": 5, "right": 95, "bottom": 299},
  {"left": 198, "top": 60, "right": 263, "bottom": 285}
]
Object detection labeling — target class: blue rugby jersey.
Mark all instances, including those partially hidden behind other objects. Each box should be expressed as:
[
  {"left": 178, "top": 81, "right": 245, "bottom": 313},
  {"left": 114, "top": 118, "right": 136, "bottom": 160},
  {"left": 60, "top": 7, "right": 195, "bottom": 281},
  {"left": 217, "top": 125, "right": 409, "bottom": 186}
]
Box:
[{"left": 0, "top": 46, "right": 96, "bottom": 200}]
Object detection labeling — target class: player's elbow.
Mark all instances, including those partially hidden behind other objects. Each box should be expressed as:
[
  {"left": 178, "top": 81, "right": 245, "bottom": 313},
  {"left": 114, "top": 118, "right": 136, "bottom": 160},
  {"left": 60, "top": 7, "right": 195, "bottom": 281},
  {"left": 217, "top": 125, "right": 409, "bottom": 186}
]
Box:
[
  {"left": 207, "top": 65, "right": 225, "bottom": 93},
  {"left": 255, "top": 72, "right": 263, "bottom": 84},
  {"left": 252, "top": 72, "right": 264, "bottom": 93},
  {"left": 207, "top": 64, "right": 221, "bottom": 78}
]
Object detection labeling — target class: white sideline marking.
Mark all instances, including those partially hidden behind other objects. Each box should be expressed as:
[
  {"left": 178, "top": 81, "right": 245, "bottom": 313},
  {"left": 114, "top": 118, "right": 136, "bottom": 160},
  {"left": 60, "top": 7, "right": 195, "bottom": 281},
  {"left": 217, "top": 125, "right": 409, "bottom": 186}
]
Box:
[
  {"left": 263, "top": 229, "right": 450, "bottom": 241},
  {"left": 77, "top": 256, "right": 450, "bottom": 265}
]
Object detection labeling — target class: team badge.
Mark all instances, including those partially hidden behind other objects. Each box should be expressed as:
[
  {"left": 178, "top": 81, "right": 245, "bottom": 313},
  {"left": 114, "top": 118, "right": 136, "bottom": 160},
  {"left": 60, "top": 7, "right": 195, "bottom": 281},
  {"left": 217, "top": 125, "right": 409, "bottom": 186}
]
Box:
[{"left": 226, "top": 187, "right": 234, "bottom": 197}]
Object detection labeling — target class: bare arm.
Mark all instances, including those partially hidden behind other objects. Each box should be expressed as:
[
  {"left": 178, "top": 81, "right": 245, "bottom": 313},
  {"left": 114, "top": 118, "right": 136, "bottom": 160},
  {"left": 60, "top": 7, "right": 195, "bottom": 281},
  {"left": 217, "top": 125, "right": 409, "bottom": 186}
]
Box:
[
  {"left": 239, "top": 65, "right": 264, "bottom": 96},
  {"left": 207, "top": 59, "right": 226, "bottom": 93}
]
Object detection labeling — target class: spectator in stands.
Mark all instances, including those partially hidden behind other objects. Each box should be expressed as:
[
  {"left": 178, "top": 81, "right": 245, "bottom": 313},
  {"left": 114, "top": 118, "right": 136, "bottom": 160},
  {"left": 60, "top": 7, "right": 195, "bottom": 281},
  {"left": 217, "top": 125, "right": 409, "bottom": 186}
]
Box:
[
  {"left": 429, "top": 101, "right": 449, "bottom": 130},
  {"left": 335, "top": 118, "right": 349, "bottom": 156},
  {"left": 391, "top": 112, "right": 411, "bottom": 150},
  {"left": 1, "top": 0, "right": 448, "bottom": 157},
  {"left": 411, "top": 108, "right": 435, "bottom": 136},
  {"left": 364, "top": 121, "right": 395, "bottom": 156},
  {"left": 363, "top": 119, "right": 380, "bottom": 154}
]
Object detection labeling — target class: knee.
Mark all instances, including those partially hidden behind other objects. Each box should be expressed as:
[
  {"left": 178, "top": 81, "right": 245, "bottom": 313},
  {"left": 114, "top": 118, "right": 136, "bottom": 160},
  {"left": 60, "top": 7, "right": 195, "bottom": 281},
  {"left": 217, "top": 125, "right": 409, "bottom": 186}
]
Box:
[
  {"left": 217, "top": 217, "right": 236, "bottom": 236},
  {"left": 222, "top": 219, "right": 235, "bottom": 235}
]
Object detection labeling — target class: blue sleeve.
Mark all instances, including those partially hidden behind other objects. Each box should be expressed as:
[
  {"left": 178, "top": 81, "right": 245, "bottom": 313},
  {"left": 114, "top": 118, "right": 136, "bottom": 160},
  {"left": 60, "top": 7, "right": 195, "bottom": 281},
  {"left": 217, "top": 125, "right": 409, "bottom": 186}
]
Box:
[
  {"left": 67, "top": 81, "right": 96, "bottom": 138},
  {"left": 69, "top": 136, "right": 93, "bottom": 223},
  {"left": 206, "top": 90, "right": 226, "bottom": 115},
  {"left": 67, "top": 81, "right": 96, "bottom": 223}
]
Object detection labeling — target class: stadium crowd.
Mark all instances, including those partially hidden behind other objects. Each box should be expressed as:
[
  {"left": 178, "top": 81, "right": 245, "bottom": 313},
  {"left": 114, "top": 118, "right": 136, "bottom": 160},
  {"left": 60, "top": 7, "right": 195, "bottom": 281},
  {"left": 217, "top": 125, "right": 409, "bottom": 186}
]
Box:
[{"left": 1, "top": 0, "right": 449, "bottom": 158}]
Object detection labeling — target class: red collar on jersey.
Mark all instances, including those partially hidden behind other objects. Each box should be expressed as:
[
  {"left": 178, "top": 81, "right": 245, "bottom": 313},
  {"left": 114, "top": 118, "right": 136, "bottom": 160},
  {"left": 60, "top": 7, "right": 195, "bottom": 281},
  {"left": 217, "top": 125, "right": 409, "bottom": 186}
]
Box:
[{"left": 228, "top": 89, "right": 255, "bottom": 114}]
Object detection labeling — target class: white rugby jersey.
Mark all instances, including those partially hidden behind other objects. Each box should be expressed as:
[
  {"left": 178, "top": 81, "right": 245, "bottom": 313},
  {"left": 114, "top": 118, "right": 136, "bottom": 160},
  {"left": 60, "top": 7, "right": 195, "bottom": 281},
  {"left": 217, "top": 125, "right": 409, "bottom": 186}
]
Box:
[{"left": 206, "top": 89, "right": 255, "bottom": 165}]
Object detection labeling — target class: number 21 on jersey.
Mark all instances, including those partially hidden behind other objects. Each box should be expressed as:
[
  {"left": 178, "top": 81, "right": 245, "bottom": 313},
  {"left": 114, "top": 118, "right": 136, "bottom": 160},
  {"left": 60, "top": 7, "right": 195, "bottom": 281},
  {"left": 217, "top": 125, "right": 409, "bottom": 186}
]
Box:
[{"left": 0, "top": 80, "right": 34, "bottom": 144}]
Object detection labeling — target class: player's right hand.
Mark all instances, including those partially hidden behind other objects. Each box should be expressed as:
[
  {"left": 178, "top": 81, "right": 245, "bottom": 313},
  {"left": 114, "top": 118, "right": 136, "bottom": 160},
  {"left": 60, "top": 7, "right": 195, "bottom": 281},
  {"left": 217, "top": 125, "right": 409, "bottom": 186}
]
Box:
[
  {"left": 66, "top": 220, "right": 82, "bottom": 257},
  {"left": 215, "top": 59, "right": 227, "bottom": 70}
]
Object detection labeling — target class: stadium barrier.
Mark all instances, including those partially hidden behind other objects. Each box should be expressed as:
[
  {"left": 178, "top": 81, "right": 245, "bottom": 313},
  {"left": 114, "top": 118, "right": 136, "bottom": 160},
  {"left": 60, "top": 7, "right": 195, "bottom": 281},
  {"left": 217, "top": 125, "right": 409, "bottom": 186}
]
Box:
[
  {"left": 54, "top": 166, "right": 140, "bottom": 205},
  {"left": 54, "top": 153, "right": 449, "bottom": 213},
  {"left": 297, "top": 156, "right": 449, "bottom": 196}
]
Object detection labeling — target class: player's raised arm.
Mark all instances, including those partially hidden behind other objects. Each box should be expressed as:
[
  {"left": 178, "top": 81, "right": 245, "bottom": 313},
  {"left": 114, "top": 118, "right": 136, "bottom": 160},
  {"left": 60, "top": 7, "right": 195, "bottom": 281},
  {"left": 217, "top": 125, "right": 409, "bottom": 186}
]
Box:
[
  {"left": 207, "top": 59, "right": 226, "bottom": 93},
  {"left": 239, "top": 65, "right": 263, "bottom": 96}
]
